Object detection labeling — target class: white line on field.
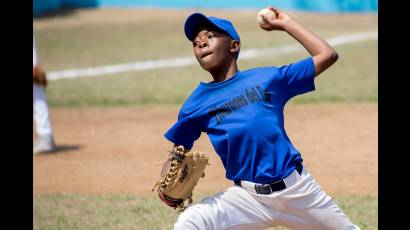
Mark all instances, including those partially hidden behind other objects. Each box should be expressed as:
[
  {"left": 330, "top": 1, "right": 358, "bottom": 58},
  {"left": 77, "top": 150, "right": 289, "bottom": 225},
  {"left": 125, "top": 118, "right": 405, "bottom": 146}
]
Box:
[{"left": 47, "top": 31, "right": 377, "bottom": 81}]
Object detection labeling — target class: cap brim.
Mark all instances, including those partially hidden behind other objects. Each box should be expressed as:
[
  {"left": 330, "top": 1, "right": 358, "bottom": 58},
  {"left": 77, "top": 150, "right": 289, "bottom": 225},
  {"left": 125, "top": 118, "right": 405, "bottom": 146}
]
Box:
[{"left": 184, "top": 13, "right": 214, "bottom": 41}]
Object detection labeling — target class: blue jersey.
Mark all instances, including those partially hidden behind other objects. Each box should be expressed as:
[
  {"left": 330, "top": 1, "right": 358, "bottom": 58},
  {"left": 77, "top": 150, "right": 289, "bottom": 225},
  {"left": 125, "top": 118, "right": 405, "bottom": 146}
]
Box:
[{"left": 165, "top": 57, "right": 315, "bottom": 184}]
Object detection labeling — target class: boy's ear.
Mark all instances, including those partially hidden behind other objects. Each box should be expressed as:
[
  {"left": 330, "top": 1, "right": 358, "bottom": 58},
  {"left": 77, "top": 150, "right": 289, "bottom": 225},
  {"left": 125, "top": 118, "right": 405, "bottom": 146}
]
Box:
[{"left": 230, "top": 40, "right": 240, "bottom": 54}]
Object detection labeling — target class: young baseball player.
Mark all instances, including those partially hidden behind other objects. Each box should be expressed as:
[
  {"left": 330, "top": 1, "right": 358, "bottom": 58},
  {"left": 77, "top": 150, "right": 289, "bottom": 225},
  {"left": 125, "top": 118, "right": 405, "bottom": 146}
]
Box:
[
  {"left": 33, "top": 37, "right": 56, "bottom": 154},
  {"left": 164, "top": 7, "right": 360, "bottom": 230}
]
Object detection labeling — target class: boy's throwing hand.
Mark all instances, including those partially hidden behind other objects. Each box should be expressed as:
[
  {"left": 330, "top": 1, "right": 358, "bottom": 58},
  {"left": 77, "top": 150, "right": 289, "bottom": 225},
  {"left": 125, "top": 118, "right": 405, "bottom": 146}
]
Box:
[{"left": 258, "top": 6, "right": 293, "bottom": 31}]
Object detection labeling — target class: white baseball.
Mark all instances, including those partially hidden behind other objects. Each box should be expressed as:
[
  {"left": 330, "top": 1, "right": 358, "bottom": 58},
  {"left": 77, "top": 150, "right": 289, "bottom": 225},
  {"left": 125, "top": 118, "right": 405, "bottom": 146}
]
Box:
[{"left": 257, "top": 8, "right": 277, "bottom": 26}]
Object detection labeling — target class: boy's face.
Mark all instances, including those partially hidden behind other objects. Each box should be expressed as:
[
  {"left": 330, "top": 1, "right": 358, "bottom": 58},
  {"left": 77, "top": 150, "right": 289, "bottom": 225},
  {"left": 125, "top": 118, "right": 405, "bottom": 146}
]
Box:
[{"left": 192, "top": 26, "right": 238, "bottom": 72}]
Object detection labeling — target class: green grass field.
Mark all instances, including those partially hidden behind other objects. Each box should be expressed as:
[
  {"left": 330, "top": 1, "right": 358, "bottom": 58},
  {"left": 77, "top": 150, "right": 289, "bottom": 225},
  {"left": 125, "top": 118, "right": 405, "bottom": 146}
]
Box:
[
  {"left": 34, "top": 8, "right": 377, "bottom": 107},
  {"left": 42, "top": 39, "right": 377, "bottom": 107},
  {"left": 33, "top": 194, "right": 377, "bottom": 230}
]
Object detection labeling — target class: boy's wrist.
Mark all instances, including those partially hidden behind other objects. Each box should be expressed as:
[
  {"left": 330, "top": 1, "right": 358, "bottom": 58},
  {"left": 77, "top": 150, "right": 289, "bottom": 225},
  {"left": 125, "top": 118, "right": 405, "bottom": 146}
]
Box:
[{"left": 282, "top": 18, "right": 298, "bottom": 32}]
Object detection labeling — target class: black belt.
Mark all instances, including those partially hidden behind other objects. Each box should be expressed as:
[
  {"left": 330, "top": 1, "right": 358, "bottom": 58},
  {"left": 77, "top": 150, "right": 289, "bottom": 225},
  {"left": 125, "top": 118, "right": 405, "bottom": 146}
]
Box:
[{"left": 234, "top": 160, "right": 303, "bottom": 195}]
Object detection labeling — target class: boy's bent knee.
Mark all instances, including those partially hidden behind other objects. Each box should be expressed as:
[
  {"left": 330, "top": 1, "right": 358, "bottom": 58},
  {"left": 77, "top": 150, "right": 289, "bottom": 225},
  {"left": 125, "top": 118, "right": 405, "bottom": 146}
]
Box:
[{"left": 174, "top": 206, "right": 210, "bottom": 230}]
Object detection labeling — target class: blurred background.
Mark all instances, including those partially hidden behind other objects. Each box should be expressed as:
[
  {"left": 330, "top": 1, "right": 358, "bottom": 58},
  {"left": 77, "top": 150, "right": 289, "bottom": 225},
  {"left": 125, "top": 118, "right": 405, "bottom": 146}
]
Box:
[
  {"left": 34, "top": 0, "right": 378, "bottom": 16},
  {"left": 33, "top": 1, "right": 377, "bottom": 229}
]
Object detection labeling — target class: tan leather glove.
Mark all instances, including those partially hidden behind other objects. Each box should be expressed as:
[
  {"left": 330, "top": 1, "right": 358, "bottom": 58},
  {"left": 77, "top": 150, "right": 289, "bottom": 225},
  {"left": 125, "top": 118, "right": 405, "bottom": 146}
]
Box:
[{"left": 152, "top": 145, "right": 210, "bottom": 212}]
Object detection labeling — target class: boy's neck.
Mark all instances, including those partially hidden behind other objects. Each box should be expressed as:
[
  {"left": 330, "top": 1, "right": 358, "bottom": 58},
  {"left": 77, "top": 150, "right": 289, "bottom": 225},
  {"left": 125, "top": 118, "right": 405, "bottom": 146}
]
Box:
[{"left": 209, "top": 61, "right": 239, "bottom": 83}]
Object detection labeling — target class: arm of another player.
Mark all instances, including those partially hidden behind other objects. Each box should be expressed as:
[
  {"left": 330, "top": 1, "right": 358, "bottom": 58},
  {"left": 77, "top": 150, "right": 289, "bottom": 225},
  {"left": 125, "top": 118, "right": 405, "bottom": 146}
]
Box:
[
  {"left": 33, "top": 64, "right": 48, "bottom": 86},
  {"left": 260, "top": 6, "right": 338, "bottom": 78}
]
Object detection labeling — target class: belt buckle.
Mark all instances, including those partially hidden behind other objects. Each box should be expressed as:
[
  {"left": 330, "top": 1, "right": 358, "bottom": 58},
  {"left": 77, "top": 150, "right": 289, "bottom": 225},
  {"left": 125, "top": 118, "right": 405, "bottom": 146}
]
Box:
[
  {"left": 255, "top": 183, "right": 273, "bottom": 194},
  {"left": 266, "top": 184, "right": 273, "bottom": 194}
]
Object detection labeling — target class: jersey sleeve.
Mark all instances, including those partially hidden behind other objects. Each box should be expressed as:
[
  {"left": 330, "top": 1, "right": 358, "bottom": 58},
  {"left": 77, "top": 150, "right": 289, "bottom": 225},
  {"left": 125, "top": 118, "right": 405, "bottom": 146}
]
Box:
[
  {"left": 164, "top": 110, "right": 202, "bottom": 150},
  {"left": 33, "top": 38, "right": 38, "bottom": 66},
  {"left": 277, "top": 57, "right": 315, "bottom": 100}
]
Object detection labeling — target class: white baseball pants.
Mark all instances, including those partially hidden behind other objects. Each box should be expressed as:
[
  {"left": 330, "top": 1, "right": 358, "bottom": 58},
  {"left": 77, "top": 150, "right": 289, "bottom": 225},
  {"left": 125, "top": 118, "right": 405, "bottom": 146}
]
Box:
[
  {"left": 174, "top": 166, "right": 360, "bottom": 230},
  {"left": 33, "top": 84, "right": 53, "bottom": 138}
]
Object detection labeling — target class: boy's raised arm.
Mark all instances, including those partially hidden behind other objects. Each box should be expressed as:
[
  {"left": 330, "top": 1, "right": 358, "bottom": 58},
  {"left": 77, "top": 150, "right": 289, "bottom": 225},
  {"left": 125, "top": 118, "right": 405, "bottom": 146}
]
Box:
[{"left": 260, "top": 7, "right": 339, "bottom": 77}]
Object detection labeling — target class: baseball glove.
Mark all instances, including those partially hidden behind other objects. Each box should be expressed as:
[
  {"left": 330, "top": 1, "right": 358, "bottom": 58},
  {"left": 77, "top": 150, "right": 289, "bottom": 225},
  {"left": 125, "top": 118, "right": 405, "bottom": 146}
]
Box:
[
  {"left": 33, "top": 65, "right": 47, "bottom": 87},
  {"left": 152, "top": 145, "right": 210, "bottom": 211}
]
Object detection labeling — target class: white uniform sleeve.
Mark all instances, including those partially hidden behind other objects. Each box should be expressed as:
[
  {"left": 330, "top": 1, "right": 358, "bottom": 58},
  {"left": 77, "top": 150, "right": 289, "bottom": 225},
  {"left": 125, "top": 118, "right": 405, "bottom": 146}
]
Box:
[{"left": 33, "top": 38, "right": 38, "bottom": 66}]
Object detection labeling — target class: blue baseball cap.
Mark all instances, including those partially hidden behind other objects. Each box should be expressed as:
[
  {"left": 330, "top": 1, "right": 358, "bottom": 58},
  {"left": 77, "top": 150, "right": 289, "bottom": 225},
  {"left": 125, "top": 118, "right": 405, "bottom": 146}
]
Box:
[{"left": 184, "top": 13, "right": 240, "bottom": 42}]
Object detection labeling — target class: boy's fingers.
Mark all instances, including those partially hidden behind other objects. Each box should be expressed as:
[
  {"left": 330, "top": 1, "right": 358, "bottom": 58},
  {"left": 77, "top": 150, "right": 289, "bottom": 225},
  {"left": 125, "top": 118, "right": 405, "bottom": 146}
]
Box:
[
  {"left": 267, "top": 6, "right": 281, "bottom": 16},
  {"left": 260, "top": 14, "right": 268, "bottom": 21},
  {"left": 267, "top": 6, "right": 277, "bottom": 12},
  {"left": 261, "top": 13, "right": 275, "bottom": 23}
]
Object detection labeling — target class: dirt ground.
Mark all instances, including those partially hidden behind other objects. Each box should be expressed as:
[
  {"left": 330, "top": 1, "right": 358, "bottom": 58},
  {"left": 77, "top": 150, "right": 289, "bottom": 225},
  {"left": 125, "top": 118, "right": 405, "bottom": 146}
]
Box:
[{"left": 33, "top": 103, "right": 377, "bottom": 197}]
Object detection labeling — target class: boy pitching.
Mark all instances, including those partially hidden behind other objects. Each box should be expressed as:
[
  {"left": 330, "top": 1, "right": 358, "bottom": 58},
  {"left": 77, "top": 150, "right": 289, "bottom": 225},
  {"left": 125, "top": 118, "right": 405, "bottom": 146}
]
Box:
[{"left": 164, "top": 7, "right": 360, "bottom": 230}]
